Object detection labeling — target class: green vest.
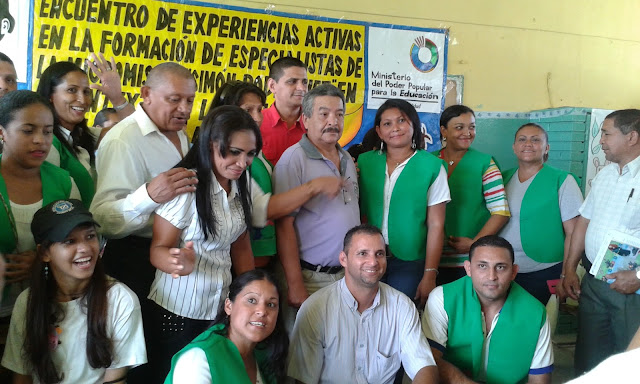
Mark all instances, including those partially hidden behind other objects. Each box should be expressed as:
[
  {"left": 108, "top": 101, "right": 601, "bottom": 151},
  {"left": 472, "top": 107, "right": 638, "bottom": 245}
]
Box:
[
  {"left": 52, "top": 136, "right": 95, "bottom": 206},
  {"left": 164, "top": 324, "right": 276, "bottom": 384},
  {"left": 437, "top": 148, "right": 493, "bottom": 239},
  {"left": 249, "top": 152, "right": 276, "bottom": 258},
  {"left": 359, "top": 150, "right": 443, "bottom": 261},
  {"left": 443, "top": 276, "right": 546, "bottom": 384},
  {"left": 503, "top": 165, "right": 574, "bottom": 263},
  {"left": 0, "top": 158, "right": 73, "bottom": 253}
]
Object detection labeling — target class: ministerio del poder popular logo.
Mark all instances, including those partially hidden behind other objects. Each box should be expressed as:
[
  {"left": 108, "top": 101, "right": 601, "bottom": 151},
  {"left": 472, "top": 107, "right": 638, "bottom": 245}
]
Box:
[{"left": 410, "top": 36, "right": 438, "bottom": 73}]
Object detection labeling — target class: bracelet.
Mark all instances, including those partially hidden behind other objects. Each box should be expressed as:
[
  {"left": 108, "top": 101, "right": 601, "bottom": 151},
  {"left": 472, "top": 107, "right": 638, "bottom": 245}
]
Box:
[
  {"left": 559, "top": 274, "right": 566, "bottom": 279},
  {"left": 113, "top": 100, "right": 129, "bottom": 111},
  {"left": 424, "top": 268, "right": 439, "bottom": 275}
]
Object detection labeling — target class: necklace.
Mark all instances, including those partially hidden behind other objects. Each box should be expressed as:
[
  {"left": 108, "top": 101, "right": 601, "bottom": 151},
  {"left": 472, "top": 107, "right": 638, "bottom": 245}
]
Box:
[{"left": 448, "top": 160, "right": 454, "bottom": 166}]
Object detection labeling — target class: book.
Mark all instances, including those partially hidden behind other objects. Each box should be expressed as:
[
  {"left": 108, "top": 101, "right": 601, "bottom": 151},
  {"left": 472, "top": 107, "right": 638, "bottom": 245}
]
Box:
[{"left": 590, "top": 230, "right": 640, "bottom": 294}]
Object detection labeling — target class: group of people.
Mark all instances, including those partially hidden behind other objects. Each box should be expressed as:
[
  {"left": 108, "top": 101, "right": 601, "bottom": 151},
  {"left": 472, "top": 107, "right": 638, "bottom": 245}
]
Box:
[{"left": 0, "top": 49, "right": 637, "bottom": 384}]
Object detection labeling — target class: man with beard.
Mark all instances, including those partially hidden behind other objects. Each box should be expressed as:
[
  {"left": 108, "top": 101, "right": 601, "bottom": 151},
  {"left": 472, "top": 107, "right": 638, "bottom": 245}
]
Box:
[
  {"left": 273, "top": 84, "right": 360, "bottom": 333},
  {"left": 422, "top": 235, "right": 553, "bottom": 384},
  {"left": 288, "top": 224, "right": 438, "bottom": 384}
]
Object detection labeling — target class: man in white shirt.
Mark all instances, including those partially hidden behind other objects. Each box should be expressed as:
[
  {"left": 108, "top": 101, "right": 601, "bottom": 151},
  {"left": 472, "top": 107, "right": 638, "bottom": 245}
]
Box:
[
  {"left": 288, "top": 224, "right": 438, "bottom": 384},
  {"left": 561, "top": 109, "right": 640, "bottom": 374},
  {"left": 422, "top": 235, "right": 553, "bottom": 384},
  {"left": 90, "top": 62, "right": 197, "bottom": 382}
]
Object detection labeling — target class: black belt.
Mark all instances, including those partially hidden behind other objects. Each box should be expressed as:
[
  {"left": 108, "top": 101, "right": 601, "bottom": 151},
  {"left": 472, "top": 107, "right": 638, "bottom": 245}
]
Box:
[{"left": 300, "top": 260, "right": 343, "bottom": 274}]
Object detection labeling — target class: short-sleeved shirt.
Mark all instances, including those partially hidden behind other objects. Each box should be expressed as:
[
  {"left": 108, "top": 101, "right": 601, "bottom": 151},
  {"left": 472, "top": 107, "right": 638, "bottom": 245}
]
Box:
[
  {"left": 2, "top": 282, "right": 147, "bottom": 383},
  {"left": 289, "top": 279, "right": 436, "bottom": 384},
  {"left": 273, "top": 134, "right": 360, "bottom": 266},
  {"left": 580, "top": 155, "right": 640, "bottom": 263},
  {"left": 501, "top": 172, "right": 583, "bottom": 273},
  {"left": 421, "top": 286, "right": 554, "bottom": 379},
  {"left": 148, "top": 175, "right": 246, "bottom": 320},
  {"left": 259, "top": 103, "right": 305, "bottom": 165}
]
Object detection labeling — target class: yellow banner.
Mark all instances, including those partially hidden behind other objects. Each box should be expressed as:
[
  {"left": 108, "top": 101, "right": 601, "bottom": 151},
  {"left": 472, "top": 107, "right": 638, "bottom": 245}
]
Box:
[{"left": 33, "top": 0, "right": 366, "bottom": 143}]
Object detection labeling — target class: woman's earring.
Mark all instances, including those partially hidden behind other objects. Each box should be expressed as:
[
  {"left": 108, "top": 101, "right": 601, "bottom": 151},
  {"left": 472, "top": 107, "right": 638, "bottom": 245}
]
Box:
[
  {"left": 411, "top": 140, "right": 416, "bottom": 149},
  {"left": 378, "top": 141, "right": 385, "bottom": 154},
  {"left": 442, "top": 137, "right": 447, "bottom": 148},
  {"left": 44, "top": 263, "right": 49, "bottom": 279}
]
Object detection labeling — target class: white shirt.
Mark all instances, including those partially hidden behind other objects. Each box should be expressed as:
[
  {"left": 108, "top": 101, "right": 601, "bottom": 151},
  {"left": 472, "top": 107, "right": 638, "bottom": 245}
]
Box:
[
  {"left": 381, "top": 153, "right": 450, "bottom": 243},
  {"left": 45, "top": 127, "right": 92, "bottom": 174},
  {"left": 148, "top": 176, "right": 246, "bottom": 319},
  {"left": 421, "top": 286, "right": 554, "bottom": 378},
  {"left": 500, "top": 172, "right": 583, "bottom": 272},
  {"left": 172, "top": 348, "right": 265, "bottom": 384},
  {"left": 288, "top": 279, "right": 436, "bottom": 384},
  {"left": 580, "top": 155, "right": 640, "bottom": 263},
  {"left": 90, "top": 105, "right": 189, "bottom": 239},
  {"left": 2, "top": 282, "right": 147, "bottom": 383},
  {"left": 566, "top": 347, "right": 640, "bottom": 383}
]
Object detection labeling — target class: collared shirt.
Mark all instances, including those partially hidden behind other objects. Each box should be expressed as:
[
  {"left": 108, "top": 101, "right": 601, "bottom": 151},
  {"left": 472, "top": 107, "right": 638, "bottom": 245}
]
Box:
[
  {"left": 289, "top": 279, "right": 435, "bottom": 384},
  {"left": 90, "top": 105, "right": 189, "bottom": 239},
  {"left": 46, "top": 126, "right": 92, "bottom": 173},
  {"left": 421, "top": 286, "right": 554, "bottom": 379},
  {"left": 148, "top": 176, "right": 246, "bottom": 319},
  {"left": 581, "top": 155, "right": 640, "bottom": 262},
  {"left": 580, "top": 156, "right": 640, "bottom": 263},
  {"left": 273, "top": 134, "right": 360, "bottom": 266},
  {"left": 381, "top": 152, "right": 450, "bottom": 243},
  {"left": 260, "top": 103, "right": 305, "bottom": 165}
]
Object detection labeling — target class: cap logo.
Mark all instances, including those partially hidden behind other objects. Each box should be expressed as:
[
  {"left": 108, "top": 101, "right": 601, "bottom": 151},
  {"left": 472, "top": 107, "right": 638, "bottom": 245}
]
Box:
[{"left": 51, "top": 200, "right": 74, "bottom": 214}]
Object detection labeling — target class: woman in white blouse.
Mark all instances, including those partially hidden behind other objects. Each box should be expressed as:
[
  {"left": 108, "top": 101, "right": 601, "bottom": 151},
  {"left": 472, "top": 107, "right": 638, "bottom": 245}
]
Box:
[{"left": 145, "top": 105, "right": 261, "bottom": 383}]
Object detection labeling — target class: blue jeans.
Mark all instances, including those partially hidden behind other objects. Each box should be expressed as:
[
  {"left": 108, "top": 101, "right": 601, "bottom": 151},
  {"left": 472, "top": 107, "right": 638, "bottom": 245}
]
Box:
[{"left": 382, "top": 257, "right": 425, "bottom": 300}]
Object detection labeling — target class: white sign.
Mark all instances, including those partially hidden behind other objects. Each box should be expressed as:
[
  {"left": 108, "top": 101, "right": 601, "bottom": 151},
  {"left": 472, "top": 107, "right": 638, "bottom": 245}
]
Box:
[
  {"left": 366, "top": 27, "right": 446, "bottom": 113},
  {"left": 0, "top": 0, "right": 30, "bottom": 83},
  {"left": 585, "top": 108, "right": 614, "bottom": 196}
]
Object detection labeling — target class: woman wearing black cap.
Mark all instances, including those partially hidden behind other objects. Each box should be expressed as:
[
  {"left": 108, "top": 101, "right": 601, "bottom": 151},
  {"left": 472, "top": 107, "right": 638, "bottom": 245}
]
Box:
[{"left": 1, "top": 199, "right": 147, "bottom": 383}]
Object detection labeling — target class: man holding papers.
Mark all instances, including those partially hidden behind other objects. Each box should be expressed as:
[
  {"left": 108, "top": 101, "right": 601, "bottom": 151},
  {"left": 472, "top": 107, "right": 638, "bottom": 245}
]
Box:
[{"left": 561, "top": 109, "right": 640, "bottom": 375}]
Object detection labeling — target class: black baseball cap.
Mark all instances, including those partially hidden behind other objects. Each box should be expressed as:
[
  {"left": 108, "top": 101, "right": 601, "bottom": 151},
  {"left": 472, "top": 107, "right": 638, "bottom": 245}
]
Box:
[{"left": 31, "top": 199, "right": 99, "bottom": 244}]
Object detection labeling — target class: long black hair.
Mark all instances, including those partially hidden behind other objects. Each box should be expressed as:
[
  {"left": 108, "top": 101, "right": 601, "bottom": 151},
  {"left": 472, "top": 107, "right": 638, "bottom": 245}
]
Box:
[
  {"left": 24, "top": 223, "right": 114, "bottom": 384},
  {"left": 211, "top": 269, "right": 288, "bottom": 382},
  {"left": 177, "top": 105, "right": 262, "bottom": 240},
  {"left": 36, "top": 61, "right": 95, "bottom": 164},
  {"left": 374, "top": 99, "right": 425, "bottom": 150}
]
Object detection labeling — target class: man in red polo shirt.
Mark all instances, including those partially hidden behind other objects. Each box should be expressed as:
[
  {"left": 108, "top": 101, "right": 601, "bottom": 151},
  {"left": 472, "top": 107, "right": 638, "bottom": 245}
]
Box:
[{"left": 261, "top": 57, "right": 308, "bottom": 165}]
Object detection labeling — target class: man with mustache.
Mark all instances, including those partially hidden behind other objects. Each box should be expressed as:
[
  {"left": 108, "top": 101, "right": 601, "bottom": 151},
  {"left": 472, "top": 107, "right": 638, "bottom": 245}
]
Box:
[
  {"left": 561, "top": 109, "right": 640, "bottom": 375},
  {"left": 288, "top": 224, "right": 438, "bottom": 384},
  {"left": 90, "top": 62, "right": 198, "bottom": 382},
  {"left": 273, "top": 84, "right": 360, "bottom": 333},
  {"left": 261, "top": 56, "right": 308, "bottom": 165},
  {"left": 422, "top": 235, "right": 553, "bottom": 384}
]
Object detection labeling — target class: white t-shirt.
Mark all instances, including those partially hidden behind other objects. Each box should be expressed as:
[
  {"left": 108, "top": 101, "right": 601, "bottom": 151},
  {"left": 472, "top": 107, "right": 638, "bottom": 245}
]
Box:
[
  {"left": 500, "top": 171, "right": 583, "bottom": 273},
  {"left": 566, "top": 347, "right": 640, "bottom": 383},
  {"left": 381, "top": 152, "right": 450, "bottom": 244},
  {"left": 172, "top": 348, "right": 265, "bottom": 384},
  {"left": 148, "top": 176, "right": 247, "bottom": 320},
  {"left": 421, "top": 286, "right": 554, "bottom": 380},
  {"left": 1, "top": 282, "right": 147, "bottom": 383}
]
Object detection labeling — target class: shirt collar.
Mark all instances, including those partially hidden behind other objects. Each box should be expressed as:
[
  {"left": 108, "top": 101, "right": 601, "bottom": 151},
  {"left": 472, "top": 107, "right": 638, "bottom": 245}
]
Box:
[
  {"left": 210, "top": 171, "right": 239, "bottom": 199},
  {"left": 619, "top": 154, "right": 640, "bottom": 177},
  {"left": 136, "top": 104, "right": 162, "bottom": 137},
  {"left": 299, "top": 134, "right": 351, "bottom": 176},
  {"left": 339, "top": 278, "right": 381, "bottom": 313},
  {"left": 263, "top": 102, "right": 303, "bottom": 129},
  {"left": 58, "top": 126, "right": 72, "bottom": 144}
]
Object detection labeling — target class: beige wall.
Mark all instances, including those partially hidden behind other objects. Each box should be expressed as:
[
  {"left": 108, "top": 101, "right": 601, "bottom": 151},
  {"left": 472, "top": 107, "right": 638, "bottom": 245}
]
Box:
[{"left": 200, "top": 0, "right": 640, "bottom": 111}]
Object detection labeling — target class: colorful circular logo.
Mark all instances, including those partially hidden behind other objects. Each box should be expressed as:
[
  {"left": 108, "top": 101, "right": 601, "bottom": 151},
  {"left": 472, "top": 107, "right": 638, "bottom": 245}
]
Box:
[
  {"left": 410, "top": 37, "right": 438, "bottom": 73},
  {"left": 52, "top": 200, "right": 74, "bottom": 214}
]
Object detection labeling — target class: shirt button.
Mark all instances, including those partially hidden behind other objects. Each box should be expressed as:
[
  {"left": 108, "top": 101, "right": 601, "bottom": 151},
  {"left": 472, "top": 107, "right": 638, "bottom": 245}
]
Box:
[
  {"left": 359, "top": 344, "right": 364, "bottom": 348},
  {"left": 358, "top": 367, "right": 362, "bottom": 371}
]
